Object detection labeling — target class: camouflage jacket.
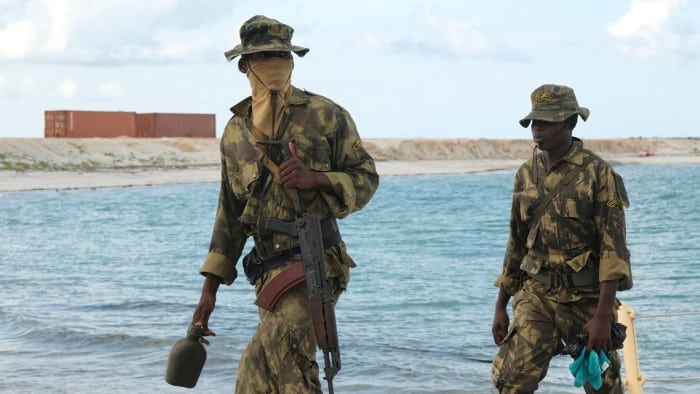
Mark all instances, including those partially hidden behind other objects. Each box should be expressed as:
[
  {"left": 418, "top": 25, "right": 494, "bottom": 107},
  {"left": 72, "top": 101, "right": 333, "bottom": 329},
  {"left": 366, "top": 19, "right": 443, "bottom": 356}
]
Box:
[
  {"left": 495, "top": 139, "right": 632, "bottom": 300},
  {"left": 200, "top": 86, "right": 379, "bottom": 286}
]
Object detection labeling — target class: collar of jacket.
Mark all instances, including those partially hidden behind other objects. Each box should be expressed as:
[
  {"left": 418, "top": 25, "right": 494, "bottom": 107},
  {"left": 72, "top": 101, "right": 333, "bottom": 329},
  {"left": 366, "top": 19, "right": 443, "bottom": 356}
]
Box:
[
  {"left": 538, "top": 137, "right": 587, "bottom": 167},
  {"left": 229, "top": 85, "right": 311, "bottom": 118}
]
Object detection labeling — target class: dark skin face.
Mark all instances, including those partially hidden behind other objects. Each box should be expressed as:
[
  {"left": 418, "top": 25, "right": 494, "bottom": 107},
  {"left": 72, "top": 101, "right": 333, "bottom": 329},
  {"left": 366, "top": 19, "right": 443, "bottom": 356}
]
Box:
[{"left": 531, "top": 119, "right": 573, "bottom": 171}]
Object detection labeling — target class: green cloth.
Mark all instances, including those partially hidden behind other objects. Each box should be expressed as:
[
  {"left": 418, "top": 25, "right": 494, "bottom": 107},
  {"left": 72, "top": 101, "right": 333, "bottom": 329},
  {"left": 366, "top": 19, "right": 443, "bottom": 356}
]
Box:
[{"left": 569, "top": 348, "right": 611, "bottom": 389}]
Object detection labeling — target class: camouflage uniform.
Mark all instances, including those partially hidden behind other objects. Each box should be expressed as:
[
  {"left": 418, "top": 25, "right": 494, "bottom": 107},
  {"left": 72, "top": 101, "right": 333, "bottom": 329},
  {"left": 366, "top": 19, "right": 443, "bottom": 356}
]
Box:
[
  {"left": 492, "top": 85, "right": 632, "bottom": 393},
  {"left": 200, "top": 16, "right": 378, "bottom": 393}
]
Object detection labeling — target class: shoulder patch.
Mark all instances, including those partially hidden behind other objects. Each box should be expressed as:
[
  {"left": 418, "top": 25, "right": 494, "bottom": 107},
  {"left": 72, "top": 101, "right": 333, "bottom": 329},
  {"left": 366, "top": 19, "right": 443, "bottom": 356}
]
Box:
[
  {"left": 612, "top": 171, "right": 630, "bottom": 207},
  {"left": 607, "top": 199, "right": 625, "bottom": 208}
]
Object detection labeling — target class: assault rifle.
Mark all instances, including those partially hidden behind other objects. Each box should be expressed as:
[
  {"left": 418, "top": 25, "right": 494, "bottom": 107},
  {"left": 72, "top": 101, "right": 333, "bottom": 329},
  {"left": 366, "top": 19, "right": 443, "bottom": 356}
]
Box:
[
  {"left": 558, "top": 322, "right": 627, "bottom": 359},
  {"left": 257, "top": 139, "right": 341, "bottom": 394}
]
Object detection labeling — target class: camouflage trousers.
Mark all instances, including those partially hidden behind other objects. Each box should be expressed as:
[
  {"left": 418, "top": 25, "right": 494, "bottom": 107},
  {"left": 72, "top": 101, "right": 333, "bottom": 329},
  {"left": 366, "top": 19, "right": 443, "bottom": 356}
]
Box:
[
  {"left": 236, "top": 265, "right": 340, "bottom": 394},
  {"left": 492, "top": 281, "right": 623, "bottom": 394}
]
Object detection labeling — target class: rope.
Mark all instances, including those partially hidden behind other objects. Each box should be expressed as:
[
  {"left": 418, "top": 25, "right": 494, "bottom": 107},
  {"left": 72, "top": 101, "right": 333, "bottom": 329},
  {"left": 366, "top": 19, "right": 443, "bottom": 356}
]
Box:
[
  {"left": 628, "top": 310, "right": 700, "bottom": 385},
  {"left": 635, "top": 311, "right": 700, "bottom": 319},
  {"left": 645, "top": 377, "right": 700, "bottom": 382}
]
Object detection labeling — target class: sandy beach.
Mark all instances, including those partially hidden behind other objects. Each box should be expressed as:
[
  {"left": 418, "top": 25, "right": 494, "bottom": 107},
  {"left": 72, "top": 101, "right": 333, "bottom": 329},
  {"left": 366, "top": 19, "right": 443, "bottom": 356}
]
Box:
[{"left": 1, "top": 137, "right": 699, "bottom": 192}]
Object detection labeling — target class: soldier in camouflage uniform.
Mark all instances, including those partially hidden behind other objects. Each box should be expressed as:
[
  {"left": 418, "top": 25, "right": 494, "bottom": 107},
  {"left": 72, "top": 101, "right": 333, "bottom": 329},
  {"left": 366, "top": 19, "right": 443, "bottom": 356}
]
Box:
[
  {"left": 190, "top": 15, "right": 378, "bottom": 393},
  {"left": 491, "top": 84, "right": 633, "bottom": 393}
]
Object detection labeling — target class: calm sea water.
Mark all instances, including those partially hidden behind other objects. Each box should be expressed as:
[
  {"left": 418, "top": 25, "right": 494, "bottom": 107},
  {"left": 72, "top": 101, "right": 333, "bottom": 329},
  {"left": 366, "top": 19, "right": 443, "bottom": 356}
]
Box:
[{"left": 1, "top": 164, "right": 699, "bottom": 393}]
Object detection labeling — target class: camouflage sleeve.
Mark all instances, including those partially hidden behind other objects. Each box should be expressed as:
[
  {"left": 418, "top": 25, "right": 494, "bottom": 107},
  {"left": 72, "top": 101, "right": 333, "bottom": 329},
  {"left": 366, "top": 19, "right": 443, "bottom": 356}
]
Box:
[
  {"left": 199, "top": 150, "right": 248, "bottom": 286},
  {"left": 494, "top": 169, "right": 529, "bottom": 296},
  {"left": 319, "top": 109, "right": 379, "bottom": 218},
  {"left": 595, "top": 165, "right": 632, "bottom": 290}
]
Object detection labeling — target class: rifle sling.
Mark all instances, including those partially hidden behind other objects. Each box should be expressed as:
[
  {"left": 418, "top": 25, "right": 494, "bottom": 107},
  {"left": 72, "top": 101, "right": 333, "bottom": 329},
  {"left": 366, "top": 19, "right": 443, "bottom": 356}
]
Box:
[{"left": 530, "top": 156, "right": 596, "bottom": 226}]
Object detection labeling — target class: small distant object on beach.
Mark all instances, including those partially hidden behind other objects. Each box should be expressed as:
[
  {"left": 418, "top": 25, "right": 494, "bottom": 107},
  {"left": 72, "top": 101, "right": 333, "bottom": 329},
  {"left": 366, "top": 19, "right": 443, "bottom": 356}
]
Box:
[{"left": 638, "top": 150, "right": 655, "bottom": 157}]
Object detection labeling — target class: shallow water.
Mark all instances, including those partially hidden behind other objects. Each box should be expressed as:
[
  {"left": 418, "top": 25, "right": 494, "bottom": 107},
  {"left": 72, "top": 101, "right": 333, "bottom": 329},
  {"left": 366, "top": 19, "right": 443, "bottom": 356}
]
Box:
[{"left": 1, "top": 164, "right": 699, "bottom": 393}]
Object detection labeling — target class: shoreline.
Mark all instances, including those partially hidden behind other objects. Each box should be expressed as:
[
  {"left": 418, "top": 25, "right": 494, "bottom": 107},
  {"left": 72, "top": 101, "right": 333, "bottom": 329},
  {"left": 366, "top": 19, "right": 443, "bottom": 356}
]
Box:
[
  {"left": 2, "top": 137, "right": 700, "bottom": 192},
  {"left": 2, "top": 155, "right": 700, "bottom": 192}
]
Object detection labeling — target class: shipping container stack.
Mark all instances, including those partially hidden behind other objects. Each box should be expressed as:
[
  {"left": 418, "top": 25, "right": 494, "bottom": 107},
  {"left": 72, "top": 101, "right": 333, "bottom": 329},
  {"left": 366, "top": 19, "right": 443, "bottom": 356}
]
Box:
[
  {"left": 135, "top": 113, "right": 216, "bottom": 138},
  {"left": 45, "top": 110, "right": 215, "bottom": 138}
]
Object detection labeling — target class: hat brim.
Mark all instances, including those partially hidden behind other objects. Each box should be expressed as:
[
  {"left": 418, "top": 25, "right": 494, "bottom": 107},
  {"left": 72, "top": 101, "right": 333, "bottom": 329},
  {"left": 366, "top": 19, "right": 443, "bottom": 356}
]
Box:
[
  {"left": 519, "top": 107, "right": 590, "bottom": 128},
  {"left": 224, "top": 44, "right": 309, "bottom": 62}
]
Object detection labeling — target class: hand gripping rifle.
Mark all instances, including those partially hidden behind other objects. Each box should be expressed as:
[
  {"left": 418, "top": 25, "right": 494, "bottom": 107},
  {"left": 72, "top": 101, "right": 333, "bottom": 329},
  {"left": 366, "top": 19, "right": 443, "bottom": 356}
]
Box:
[{"left": 257, "top": 139, "right": 341, "bottom": 393}]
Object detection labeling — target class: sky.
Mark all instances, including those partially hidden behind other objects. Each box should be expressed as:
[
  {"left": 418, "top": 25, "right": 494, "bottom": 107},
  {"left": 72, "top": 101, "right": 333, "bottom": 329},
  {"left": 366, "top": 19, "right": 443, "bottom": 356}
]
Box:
[{"left": 1, "top": 0, "right": 699, "bottom": 139}]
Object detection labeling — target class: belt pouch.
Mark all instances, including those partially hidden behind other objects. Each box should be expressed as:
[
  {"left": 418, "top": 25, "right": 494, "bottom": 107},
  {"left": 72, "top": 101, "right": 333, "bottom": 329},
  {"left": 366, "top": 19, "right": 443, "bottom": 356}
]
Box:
[{"left": 242, "top": 248, "right": 264, "bottom": 285}]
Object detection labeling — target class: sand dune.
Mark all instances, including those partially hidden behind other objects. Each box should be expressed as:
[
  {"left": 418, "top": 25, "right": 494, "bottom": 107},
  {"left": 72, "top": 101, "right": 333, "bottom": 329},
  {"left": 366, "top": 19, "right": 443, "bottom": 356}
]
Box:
[{"left": 1, "top": 137, "right": 699, "bottom": 192}]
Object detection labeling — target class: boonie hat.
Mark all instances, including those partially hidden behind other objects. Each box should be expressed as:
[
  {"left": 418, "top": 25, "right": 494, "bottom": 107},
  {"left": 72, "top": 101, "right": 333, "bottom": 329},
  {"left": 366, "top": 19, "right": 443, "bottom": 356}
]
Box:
[
  {"left": 519, "top": 84, "right": 590, "bottom": 127},
  {"left": 224, "top": 15, "right": 309, "bottom": 62}
]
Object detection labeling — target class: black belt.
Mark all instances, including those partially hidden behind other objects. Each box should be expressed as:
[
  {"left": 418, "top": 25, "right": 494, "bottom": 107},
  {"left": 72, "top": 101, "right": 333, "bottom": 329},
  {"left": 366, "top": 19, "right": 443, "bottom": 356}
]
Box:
[
  {"left": 242, "top": 226, "right": 342, "bottom": 285},
  {"left": 255, "top": 217, "right": 340, "bottom": 259},
  {"left": 529, "top": 268, "right": 598, "bottom": 289},
  {"left": 260, "top": 230, "right": 341, "bottom": 272}
]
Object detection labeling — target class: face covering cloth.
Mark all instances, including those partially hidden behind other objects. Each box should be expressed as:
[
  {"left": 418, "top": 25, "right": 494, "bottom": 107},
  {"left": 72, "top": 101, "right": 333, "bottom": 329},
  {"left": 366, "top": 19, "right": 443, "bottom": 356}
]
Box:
[
  {"left": 245, "top": 56, "right": 293, "bottom": 184},
  {"left": 246, "top": 56, "right": 293, "bottom": 140}
]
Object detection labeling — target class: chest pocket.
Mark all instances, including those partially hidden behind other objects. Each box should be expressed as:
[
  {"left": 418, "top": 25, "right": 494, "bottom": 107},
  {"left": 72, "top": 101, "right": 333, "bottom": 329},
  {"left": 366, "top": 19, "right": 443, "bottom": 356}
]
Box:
[
  {"left": 553, "top": 198, "right": 593, "bottom": 219},
  {"left": 550, "top": 198, "right": 595, "bottom": 249},
  {"left": 296, "top": 141, "right": 332, "bottom": 172},
  {"left": 518, "top": 190, "right": 539, "bottom": 224},
  {"left": 227, "top": 159, "right": 261, "bottom": 199},
  {"left": 284, "top": 120, "right": 333, "bottom": 172}
]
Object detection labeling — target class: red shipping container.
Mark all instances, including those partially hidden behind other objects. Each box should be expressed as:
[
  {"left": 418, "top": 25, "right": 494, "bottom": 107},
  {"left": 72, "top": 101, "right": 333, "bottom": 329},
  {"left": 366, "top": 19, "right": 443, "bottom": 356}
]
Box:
[
  {"left": 136, "top": 113, "right": 215, "bottom": 138},
  {"left": 45, "top": 110, "right": 137, "bottom": 138}
]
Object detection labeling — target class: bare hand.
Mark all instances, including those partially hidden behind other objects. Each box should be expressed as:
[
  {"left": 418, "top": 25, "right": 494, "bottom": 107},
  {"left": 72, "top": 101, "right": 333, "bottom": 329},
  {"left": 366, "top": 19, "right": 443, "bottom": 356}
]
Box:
[
  {"left": 582, "top": 315, "right": 612, "bottom": 353},
  {"left": 279, "top": 141, "right": 327, "bottom": 190},
  {"left": 583, "top": 280, "right": 618, "bottom": 352},
  {"left": 192, "top": 275, "right": 219, "bottom": 345},
  {"left": 492, "top": 307, "right": 510, "bottom": 345}
]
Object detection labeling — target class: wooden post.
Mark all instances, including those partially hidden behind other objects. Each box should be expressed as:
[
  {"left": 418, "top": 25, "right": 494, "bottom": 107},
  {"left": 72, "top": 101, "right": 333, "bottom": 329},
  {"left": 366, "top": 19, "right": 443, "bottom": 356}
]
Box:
[{"left": 618, "top": 302, "right": 645, "bottom": 393}]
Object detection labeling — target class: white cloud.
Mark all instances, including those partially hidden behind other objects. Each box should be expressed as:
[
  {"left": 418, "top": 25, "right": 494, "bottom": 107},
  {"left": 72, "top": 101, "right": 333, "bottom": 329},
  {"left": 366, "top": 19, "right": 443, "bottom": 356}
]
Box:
[
  {"left": 608, "top": 0, "right": 699, "bottom": 59},
  {"left": 0, "top": 20, "right": 37, "bottom": 59},
  {"left": 354, "top": 33, "right": 392, "bottom": 54},
  {"left": 367, "top": 5, "right": 527, "bottom": 62},
  {"left": 151, "top": 30, "right": 214, "bottom": 61},
  {"left": 608, "top": 0, "right": 680, "bottom": 37},
  {"left": 42, "top": 0, "right": 70, "bottom": 54},
  {"left": 19, "top": 77, "right": 38, "bottom": 94},
  {"left": 0, "top": 0, "right": 223, "bottom": 65},
  {"left": 0, "top": 74, "right": 36, "bottom": 98},
  {"left": 97, "top": 82, "right": 124, "bottom": 100},
  {"left": 59, "top": 79, "right": 76, "bottom": 98},
  {"left": 419, "top": 7, "right": 490, "bottom": 57}
]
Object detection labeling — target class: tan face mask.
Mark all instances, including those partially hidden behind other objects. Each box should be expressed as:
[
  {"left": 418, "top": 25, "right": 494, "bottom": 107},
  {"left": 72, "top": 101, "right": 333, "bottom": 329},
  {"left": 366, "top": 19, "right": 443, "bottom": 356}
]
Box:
[{"left": 246, "top": 56, "right": 293, "bottom": 139}]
